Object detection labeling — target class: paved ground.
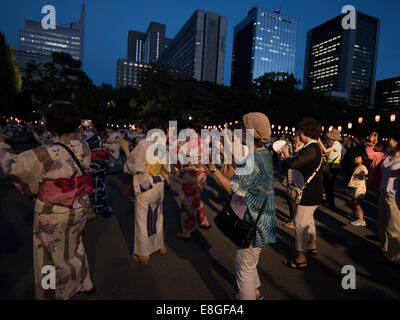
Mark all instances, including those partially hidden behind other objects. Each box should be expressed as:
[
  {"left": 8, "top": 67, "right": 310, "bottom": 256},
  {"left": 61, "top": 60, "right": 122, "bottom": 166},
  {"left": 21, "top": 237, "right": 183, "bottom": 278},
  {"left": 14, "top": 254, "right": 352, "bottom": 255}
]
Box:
[{"left": 0, "top": 144, "right": 399, "bottom": 300}]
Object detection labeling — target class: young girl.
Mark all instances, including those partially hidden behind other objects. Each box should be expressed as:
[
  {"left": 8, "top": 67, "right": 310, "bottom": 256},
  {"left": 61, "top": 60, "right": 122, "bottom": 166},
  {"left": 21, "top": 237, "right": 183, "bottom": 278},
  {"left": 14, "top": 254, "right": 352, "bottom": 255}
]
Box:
[{"left": 348, "top": 153, "right": 369, "bottom": 226}]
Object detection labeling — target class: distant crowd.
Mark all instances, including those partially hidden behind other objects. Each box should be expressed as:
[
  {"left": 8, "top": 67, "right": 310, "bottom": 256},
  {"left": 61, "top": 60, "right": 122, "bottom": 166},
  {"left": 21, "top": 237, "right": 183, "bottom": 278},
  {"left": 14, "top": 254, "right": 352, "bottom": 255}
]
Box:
[{"left": 0, "top": 103, "right": 399, "bottom": 300}]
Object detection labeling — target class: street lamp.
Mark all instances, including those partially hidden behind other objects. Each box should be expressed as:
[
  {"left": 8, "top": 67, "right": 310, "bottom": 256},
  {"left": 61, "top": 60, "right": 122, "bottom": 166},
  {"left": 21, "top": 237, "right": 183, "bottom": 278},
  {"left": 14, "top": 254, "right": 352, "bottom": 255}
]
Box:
[
  {"left": 188, "top": 116, "right": 192, "bottom": 120},
  {"left": 375, "top": 115, "right": 380, "bottom": 123},
  {"left": 390, "top": 114, "right": 396, "bottom": 122},
  {"left": 348, "top": 122, "right": 352, "bottom": 129},
  {"left": 358, "top": 117, "right": 363, "bottom": 124}
]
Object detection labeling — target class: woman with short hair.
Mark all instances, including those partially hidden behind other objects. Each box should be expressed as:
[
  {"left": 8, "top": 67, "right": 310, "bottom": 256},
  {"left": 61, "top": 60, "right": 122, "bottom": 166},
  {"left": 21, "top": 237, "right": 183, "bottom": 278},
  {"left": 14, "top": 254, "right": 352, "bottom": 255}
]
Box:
[
  {"left": 319, "top": 129, "right": 342, "bottom": 209},
  {"left": 279, "top": 117, "right": 323, "bottom": 270},
  {"left": 0, "top": 101, "right": 95, "bottom": 299}
]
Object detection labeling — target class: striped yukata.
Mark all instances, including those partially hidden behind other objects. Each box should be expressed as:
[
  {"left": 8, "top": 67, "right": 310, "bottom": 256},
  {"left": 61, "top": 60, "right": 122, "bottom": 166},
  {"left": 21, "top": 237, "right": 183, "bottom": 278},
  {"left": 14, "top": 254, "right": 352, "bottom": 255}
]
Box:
[{"left": 0, "top": 135, "right": 94, "bottom": 300}]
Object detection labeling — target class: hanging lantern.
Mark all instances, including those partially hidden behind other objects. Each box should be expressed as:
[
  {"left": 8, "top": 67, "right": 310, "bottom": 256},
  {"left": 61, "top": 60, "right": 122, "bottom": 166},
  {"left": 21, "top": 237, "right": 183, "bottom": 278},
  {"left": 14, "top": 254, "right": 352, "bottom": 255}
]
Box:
[
  {"left": 390, "top": 114, "right": 396, "bottom": 122},
  {"left": 285, "top": 126, "right": 288, "bottom": 131},
  {"left": 322, "top": 126, "right": 325, "bottom": 131},
  {"left": 375, "top": 115, "right": 380, "bottom": 123},
  {"left": 348, "top": 122, "right": 352, "bottom": 129},
  {"left": 278, "top": 125, "right": 281, "bottom": 130},
  {"left": 329, "top": 126, "right": 333, "bottom": 132},
  {"left": 292, "top": 127, "right": 295, "bottom": 132},
  {"left": 271, "top": 124, "right": 275, "bottom": 129},
  {"left": 358, "top": 117, "right": 363, "bottom": 124},
  {"left": 338, "top": 126, "right": 342, "bottom": 132}
]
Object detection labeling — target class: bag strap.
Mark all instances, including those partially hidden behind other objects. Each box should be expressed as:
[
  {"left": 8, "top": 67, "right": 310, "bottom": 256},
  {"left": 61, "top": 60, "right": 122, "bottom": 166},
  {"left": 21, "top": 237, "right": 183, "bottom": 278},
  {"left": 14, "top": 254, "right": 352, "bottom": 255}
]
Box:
[
  {"left": 255, "top": 195, "right": 269, "bottom": 225},
  {"left": 54, "top": 142, "right": 86, "bottom": 175},
  {"left": 302, "top": 152, "right": 323, "bottom": 190},
  {"left": 329, "top": 155, "right": 340, "bottom": 168}
]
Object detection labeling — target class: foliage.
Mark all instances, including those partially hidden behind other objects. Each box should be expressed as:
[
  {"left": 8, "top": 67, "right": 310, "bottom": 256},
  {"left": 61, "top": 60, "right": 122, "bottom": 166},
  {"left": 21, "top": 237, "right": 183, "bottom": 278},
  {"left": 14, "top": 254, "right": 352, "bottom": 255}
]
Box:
[{"left": 0, "top": 32, "right": 22, "bottom": 116}]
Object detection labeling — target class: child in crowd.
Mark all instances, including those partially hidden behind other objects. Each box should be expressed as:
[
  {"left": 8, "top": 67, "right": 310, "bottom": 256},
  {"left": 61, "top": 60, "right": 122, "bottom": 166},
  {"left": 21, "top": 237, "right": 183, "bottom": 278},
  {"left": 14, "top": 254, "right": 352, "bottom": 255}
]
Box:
[{"left": 348, "top": 153, "right": 369, "bottom": 226}]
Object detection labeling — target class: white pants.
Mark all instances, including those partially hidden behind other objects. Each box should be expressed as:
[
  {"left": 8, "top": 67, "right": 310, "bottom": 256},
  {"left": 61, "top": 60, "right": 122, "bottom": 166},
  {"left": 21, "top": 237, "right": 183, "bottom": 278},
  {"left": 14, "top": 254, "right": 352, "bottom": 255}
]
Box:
[
  {"left": 294, "top": 205, "right": 319, "bottom": 252},
  {"left": 234, "top": 245, "right": 262, "bottom": 300}
]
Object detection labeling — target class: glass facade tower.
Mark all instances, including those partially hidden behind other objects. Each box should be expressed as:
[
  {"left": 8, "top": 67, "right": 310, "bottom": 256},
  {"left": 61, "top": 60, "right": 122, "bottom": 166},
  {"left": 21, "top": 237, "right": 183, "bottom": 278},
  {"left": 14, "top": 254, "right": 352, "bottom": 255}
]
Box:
[
  {"left": 231, "top": 7, "right": 297, "bottom": 87},
  {"left": 304, "top": 11, "right": 379, "bottom": 107}
]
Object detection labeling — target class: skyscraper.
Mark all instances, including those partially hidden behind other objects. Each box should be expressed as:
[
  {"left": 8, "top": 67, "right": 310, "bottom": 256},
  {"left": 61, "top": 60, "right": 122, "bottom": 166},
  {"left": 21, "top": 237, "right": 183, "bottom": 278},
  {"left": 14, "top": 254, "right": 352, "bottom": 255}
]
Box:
[
  {"left": 127, "top": 22, "right": 171, "bottom": 64},
  {"left": 231, "top": 7, "right": 297, "bottom": 88},
  {"left": 119, "top": 22, "right": 170, "bottom": 88},
  {"left": 303, "top": 11, "right": 379, "bottom": 107},
  {"left": 16, "top": 3, "right": 85, "bottom": 67},
  {"left": 374, "top": 77, "right": 400, "bottom": 111},
  {"left": 157, "top": 10, "right": 227, "bottom": 85}
]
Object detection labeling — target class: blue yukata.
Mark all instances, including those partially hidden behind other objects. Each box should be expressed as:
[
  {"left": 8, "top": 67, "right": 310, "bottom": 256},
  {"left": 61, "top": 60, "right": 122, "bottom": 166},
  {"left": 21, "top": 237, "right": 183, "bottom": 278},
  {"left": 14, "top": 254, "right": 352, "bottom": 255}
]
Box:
[
  {"left": 85, "top": 132, "right": 112, "bottom": 214},
  {"left": 230, "top": 148, "right": 276, "bottom": 248}
]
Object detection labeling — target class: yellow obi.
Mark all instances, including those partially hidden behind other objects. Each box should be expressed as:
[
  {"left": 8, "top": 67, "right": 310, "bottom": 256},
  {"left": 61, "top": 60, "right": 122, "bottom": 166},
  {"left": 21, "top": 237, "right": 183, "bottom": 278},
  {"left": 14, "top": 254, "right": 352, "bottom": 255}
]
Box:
[{"left": 146, "top": 163, "right": 169, "bottom": 178}]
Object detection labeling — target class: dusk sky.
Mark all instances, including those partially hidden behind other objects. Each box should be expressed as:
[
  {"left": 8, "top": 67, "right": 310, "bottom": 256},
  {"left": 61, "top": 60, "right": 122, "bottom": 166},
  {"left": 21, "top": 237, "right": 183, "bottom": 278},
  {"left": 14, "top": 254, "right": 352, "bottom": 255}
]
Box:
[{"left": 1, "top": 0, "right": 399, "bottom": 87}]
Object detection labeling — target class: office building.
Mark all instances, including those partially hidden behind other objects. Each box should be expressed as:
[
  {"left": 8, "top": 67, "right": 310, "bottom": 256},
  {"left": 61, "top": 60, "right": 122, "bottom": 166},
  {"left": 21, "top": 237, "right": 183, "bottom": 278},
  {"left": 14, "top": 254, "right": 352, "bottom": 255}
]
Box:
[
  {"left": 231, "top": 7, "right": 297, "bottom": 87},
  {"left": 157, "top": 10, "right": 227, "bottom": 85},
  {"left": 303, "top": 11, "right": 379, "bottom": 107},
  {"left": 116, "top": 59, "right": 151, "bottom": 89},
  {"left": 16, "top": 3, "right": 85, "bottom": 68},
  {"left": 127, "top": 22, "right": 171, "bottom": 64},
  {"left": 374, "top": 76, "right": 400, "bottom": 111}
]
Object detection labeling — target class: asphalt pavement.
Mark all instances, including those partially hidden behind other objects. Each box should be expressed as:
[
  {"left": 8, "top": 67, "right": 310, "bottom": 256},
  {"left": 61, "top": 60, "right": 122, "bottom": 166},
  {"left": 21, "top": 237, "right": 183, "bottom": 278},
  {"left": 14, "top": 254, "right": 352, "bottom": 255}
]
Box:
[{"left": 0, "top": 148, "right": 399, "bottom": 299}]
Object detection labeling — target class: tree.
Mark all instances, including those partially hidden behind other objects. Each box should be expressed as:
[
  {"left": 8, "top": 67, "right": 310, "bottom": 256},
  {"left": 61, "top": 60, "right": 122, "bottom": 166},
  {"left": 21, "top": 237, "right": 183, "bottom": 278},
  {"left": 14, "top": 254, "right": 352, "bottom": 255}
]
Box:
[{"left": 0, "top": 32, "right": 22, "bottom": 115}]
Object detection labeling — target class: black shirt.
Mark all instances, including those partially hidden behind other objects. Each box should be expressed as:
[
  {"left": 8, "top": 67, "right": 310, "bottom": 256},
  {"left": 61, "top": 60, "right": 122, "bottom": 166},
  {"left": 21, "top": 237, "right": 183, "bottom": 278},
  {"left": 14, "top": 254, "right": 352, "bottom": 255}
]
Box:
[{"left": 284, "top": 142, "right": 323, "bottom": 206}]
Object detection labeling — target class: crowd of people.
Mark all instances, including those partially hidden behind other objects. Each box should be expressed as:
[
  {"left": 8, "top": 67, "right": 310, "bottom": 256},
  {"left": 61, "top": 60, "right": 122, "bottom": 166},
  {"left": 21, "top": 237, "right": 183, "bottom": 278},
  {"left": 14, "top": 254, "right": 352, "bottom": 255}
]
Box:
[{"left": 0, "top": 102, "right": 399, "bottom": 300}]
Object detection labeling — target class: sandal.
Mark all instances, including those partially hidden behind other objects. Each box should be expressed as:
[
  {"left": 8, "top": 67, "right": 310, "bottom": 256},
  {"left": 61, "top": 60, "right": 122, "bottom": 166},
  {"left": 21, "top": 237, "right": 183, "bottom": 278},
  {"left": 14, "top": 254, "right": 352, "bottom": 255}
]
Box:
[
  {"left": 132, "top": 254, "right": 150, "bottom": 264},
  {"left": 307, "top": 249, "right": 318, "bottom": 256},
  {"left": 176, "top": 233, "right": 191, "bottom": 241},
  {"left": 233, "top": 290, "right": 264, "bottom": 300},
  {"left": 282, "top": 258, "right": 308, "bottom": 270},
  {"left": 199, "top": 224, "right": 211, "bottom": 230},
  {"left": 78, "top": 286, "right": 96, "bottom": 295},
  {"left": 157, "top": 247, "right": 167, "bottom": 255}
]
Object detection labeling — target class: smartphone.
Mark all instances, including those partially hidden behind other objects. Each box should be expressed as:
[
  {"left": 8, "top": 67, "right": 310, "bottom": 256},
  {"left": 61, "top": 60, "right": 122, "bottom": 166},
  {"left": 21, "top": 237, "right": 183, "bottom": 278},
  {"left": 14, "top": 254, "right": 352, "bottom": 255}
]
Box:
[{"left": 83, "top": 120, "right": 91, "bottom": 127}]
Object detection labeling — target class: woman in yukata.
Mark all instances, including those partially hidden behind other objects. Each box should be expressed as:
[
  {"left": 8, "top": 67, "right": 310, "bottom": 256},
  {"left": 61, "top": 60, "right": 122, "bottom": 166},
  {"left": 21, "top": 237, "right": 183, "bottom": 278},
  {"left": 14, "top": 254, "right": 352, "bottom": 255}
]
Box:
[{"left": 0, "top": 101, "right": 95, "bottom": 300}]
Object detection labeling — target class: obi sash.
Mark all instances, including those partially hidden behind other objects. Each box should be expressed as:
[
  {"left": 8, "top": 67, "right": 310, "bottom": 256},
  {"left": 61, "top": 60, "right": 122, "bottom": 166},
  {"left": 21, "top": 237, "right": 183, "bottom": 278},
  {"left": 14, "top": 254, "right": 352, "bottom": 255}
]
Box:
[
  {"left": 38, "top": 175, "right": 93, "bottom": 207},
  {"left": 91, "top": 149, "right": 113, "bottom": 161}
]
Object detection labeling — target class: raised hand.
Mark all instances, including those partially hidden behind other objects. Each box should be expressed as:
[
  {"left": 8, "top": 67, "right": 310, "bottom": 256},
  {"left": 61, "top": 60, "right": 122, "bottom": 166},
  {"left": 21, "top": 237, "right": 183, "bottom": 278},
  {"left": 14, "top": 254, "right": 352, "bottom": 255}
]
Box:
[
  {"left": 118, "top": 136, "right": 130, "bottom": 154},
  {"left": 370, "top": 132, "right": 378, "bottom": 144}
]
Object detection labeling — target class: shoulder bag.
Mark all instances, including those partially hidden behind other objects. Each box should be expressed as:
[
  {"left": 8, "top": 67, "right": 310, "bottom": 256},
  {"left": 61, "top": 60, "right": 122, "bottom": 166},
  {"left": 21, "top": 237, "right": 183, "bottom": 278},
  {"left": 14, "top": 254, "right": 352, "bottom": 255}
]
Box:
[
  {"left": 214, "top": 196, "right": 269, "bottom": 249},
  {"left": 287, "top": 154, "right": 323, "bottom": 205}
]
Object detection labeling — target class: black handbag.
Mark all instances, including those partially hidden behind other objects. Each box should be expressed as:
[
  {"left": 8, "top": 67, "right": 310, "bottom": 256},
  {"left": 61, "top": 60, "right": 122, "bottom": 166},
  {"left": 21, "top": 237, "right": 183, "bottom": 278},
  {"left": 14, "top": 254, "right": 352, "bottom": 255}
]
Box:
[{"left": 214, "top": 196, "right": 268, "bottom": 249}]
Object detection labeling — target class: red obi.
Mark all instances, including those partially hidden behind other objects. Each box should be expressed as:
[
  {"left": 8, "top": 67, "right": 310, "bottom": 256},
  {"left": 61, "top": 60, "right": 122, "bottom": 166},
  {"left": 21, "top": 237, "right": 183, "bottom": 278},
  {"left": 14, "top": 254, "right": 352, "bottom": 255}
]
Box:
[
  {"left": 38, "top": 175, "right": 93, "bottom": 207},
  {"left": 91, "top": 150, "right": 113, "bottom": 161}
]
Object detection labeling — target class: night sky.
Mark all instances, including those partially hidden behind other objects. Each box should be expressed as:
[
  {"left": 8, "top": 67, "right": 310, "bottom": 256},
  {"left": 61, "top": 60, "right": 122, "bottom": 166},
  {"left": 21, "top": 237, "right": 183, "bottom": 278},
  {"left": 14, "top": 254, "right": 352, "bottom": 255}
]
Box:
[{"left": 1, "top": 0, "right": 399, "bottom": 87}]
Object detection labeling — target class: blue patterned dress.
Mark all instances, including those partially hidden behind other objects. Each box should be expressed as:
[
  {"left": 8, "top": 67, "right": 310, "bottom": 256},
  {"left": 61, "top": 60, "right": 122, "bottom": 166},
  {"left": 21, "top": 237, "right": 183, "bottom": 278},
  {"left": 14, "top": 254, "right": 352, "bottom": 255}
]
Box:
[
  {"left": 85, "top": 132, "right": 112, "bottom": 214},
  {"left": 230, "top": 149, "right": 276, "bottom": 248}
]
